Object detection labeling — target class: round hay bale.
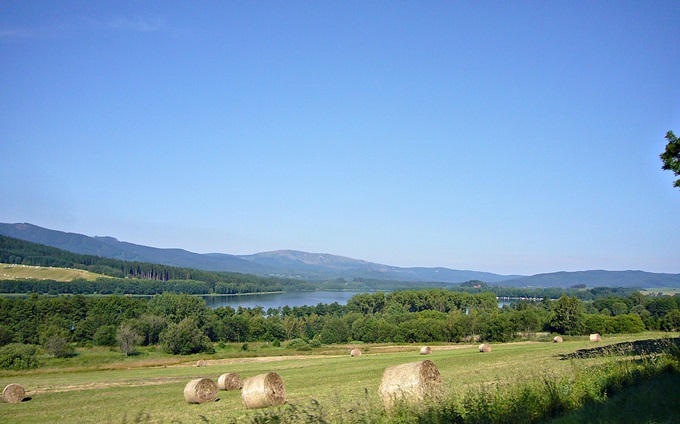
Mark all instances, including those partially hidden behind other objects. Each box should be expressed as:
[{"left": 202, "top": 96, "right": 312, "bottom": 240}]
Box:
[
  {"left": 419, "top": 346, "right": 432, "bottom": 355},
  {"left": 217, "top": 372, "right": 243, "bottom": 391},
  {"left": 589, "top": 333, "right": 602, "bottom": 342},
  {"left": 183, "top": 378, "right": 218, "bottom": 404},
  {"left": 350, "top": 348, "right": 362, "bottom": 357},
  {"left": 479, "top": 343, "right": 491, "bottom": 353},
  {"left": 2, "top": 384, "right": 25, "bottom": 404},
  {"left": 195, "top": 360, "right": 207, "bottom": 367},
  {"left": 378, "top": 360, "right": 443, "bottom": 409},
  {"left": 553, "top": 336, "right": 563, "bottom": 343},
  {"left": 241, "top": 372, "right": 286, "bottom": 409}
]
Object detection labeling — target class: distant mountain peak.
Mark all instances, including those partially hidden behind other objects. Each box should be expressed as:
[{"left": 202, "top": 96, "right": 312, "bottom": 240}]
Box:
[
  {"left": 94, "top": 236, "right": 119, "bottom": 243},
  {"left": 9, "top": 222, "right": 678, "bottom": 288}
]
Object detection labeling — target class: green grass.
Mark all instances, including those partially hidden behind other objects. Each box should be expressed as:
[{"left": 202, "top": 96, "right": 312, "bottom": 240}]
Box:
[
  {"left": 640, "top": 288, "right": 680, "bottom": 296},
  {"left": 0, "top": 333, "right": 673, "bottom": 423},
  {"left": 547, "top": 371, "right": 680, "bottom": 424},
  {"left": 0, "top": 263, "right": 108, "bottom": 282}
]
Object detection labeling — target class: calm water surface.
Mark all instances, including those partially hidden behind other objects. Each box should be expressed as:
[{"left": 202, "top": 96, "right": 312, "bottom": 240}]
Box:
[
  {"left": 201, "top": 291, "right": 363, "bottom": 310},
  {"left": 201, "top": 291, "right": 514, "bottom": 310}
]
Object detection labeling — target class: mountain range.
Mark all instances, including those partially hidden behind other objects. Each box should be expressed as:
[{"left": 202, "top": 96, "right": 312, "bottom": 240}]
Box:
[{"left": 2, "top": 222, "right": 679, "bottom": 288}]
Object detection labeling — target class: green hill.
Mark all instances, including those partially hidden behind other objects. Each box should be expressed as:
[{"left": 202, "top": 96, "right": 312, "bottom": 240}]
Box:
[{"left": 0, "top": 235, "right": 314, "bottom": 294}]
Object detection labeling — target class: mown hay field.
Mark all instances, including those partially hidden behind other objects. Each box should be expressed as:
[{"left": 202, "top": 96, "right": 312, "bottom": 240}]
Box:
[
  {"left": 0, "top": 263, "right": 107, "bottom": 282},
  {"left": 0, "top": 333, "right": 664, "bottom": 423}
]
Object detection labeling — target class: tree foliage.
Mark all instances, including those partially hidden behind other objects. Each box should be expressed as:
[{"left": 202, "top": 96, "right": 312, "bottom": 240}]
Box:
[
  {"left": 159, "top": 317, "right": 214, "bottom": 355},
  {"left": 0, "top": 288, "right": 678, "bottom": 365},
  {"left": 116, "top": 324, "right": 143, "bottom": 356},
  {"left": 660, "top": 130, "right": 680, "bottom": 188},
  {"left": 548, "top": 295, "right": 585, "bottom": 335}
]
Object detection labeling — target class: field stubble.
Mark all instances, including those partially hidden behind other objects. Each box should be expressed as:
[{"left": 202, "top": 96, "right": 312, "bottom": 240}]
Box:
[{"left": 0, "top": 333, "right": 667, "bottom": 423}]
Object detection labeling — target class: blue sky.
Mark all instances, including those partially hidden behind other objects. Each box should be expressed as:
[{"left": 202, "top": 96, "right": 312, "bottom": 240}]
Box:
[{"left": 1, "top": 1, "right": 678, "bottom": 275}]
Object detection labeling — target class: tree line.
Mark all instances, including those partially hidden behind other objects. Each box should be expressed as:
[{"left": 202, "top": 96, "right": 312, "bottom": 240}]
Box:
[{"left": 1, "top": 289, "right": 679, "bottom": 369}]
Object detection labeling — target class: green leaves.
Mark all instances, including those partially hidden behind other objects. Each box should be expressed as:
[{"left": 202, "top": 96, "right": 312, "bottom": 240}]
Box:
[{"left": 660, "top": 130, "right": 680, "bottom": 188}]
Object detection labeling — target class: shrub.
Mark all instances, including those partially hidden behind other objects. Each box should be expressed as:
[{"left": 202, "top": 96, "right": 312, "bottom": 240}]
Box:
[
  {"left": 309, "top": 339, "right": 322, "bottom": 348},
  {"left": 285, "top": 338, "right": 310, "bottom": 350},
  {"left": 0, "top": 343, "right": 41, "bottom": 370},
  {"left": 42, "top": 328, "right": 75, "bottom": 358}
]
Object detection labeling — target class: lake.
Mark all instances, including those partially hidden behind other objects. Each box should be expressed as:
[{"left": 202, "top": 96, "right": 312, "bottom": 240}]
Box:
[
  {"left": 201, "top": 291, "right": 362, "bottom": 310},
  {"left": 201, "top": 291, "right": 516, "bottom": 310}
]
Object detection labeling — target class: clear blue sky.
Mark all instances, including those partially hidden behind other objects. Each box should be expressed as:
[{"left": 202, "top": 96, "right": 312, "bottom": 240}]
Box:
[{"left": 1, "top": 1, "right": 678, "bottom": 276}]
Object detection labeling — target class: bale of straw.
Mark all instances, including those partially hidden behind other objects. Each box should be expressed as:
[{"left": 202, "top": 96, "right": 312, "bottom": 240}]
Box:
[
  {"left": 2, "top": 384, "right": 25, "bottom": 404},
  {"left": 241, "top": 372, "right": 286, "bottom": 409},
  {"left": 183, "top": 378, "right": 218, "bottom": 404},
  {"left": 419, "top": 346, "right": 432, "bottom": 355},
  {"left": 378, "top": 360, "right": 443, "bottom": 409},
  {"left": 217, "top": 372, "right": 243, "bottom": 391},
  {"left": 589, "top": 333, "right": 602, "bottom": 342},
  {"left": 196, "top": 360, "right": 207, "bottom": 367},
  {"left": 479, "top": 343, "right": 491, "bottom": 353},
  {"left": 350, "top": 348, "right": 362, "bottom": 357},
  {"left": 553, "top": 336, "right": 563, "bottom": 343}
]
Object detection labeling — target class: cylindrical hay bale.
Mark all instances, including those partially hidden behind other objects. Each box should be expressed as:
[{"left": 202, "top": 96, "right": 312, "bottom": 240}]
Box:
[
  {"left": 379, "top": 360, "right": 443, "bottom": 409},
  {"left": 419, "top": 346, "right": 432, "bottom": 355},
  {"left": 183, "top": 378, "right": 218, "bottom": 404},
  {"left": 350, "top": 348, "right": 362, "bottom": 357},
  {"left": 217, "top": 372, "right": 243, "bottom": 391},
  {"left": 479, "top": 343, "right": 491, "bottom": 353},
  {"left": 553, "top": 336, "right": 563, "bottom": 343},
  {"left": 241, "top": 372, "right": 286, "bottom": 409},
  {"left": 196, "top": 360, "right": 207, "bottom": 367},
  {"left": 589, "top": 333, "right": 602, "bottom": 342},
  {"left": 2, "top": 384, "right": 25, "bottom": 404}
]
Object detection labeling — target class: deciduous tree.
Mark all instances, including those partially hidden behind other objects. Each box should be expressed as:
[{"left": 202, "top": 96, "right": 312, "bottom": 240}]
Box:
[
  {"left": 660, "top": 130, "right": 680, "bottom": 188},
  {"left": 548, "top": 295, "right": 585, "bottom": 335},
  {"left": 116, "top": 324, "right": 143, "bottom": 356}
]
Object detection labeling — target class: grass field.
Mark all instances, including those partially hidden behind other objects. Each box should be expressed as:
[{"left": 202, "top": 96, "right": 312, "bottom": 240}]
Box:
[
  {"left": 0, "top": 263, "right": 108, "bottom": 282},
  {"left": 0, "top": 332, "right": 671, "bottom": 423},
  {"left": 640, "top": 288, "right": 680, "bottom": 296}
]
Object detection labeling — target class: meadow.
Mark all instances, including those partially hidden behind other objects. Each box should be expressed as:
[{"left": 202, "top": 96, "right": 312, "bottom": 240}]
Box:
[
  {"left": 0, "top": 264, "right": 106, "bottom": 282},
  {"left": 1, "top": 332, "right": 675, "bottom": 423}
]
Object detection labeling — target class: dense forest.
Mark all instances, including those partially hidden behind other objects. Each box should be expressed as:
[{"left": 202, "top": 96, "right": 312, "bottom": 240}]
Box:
[
  {"left": 1, "top": 289, "right": 679, "bottom": 368},
  {"left": 0, "top": 235, "right": 315, "bottom": 294}
]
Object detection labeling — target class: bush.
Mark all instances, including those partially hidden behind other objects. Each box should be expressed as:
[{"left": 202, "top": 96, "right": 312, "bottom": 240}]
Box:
[
  {"left": 159, "top": 318, "right": 214, "bottom": 355},
  {"left": 0, "top": 343, "right": 41, "bottom": 370},
  {"left": 285, "top": 338, "right": 310, "bottom": 350},
  {"left": 42, "top": 328, "right": 75, "bottom": 358},
  {"left": 309, "top": 339, "right": 322, "bottom": 348}
]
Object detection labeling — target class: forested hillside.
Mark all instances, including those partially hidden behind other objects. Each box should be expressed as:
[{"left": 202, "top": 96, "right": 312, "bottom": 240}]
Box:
[{"left": 0, "top": 235, "right": 314, "bottom": 294}]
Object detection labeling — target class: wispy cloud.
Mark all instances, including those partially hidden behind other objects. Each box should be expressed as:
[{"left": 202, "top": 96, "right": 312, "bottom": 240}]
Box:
[
  {"left": 0, "top": 16, "right": 171, "bottom": 41},
  {"left": 0, "top": 25, "right": 68, "bottom": 40},
  {"left": 99, "top": 16, "right": 166, "bottom": 33}
]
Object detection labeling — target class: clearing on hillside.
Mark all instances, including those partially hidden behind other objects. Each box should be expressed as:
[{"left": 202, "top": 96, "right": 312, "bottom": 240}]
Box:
[{"left": 0, "top": 263, "right": 108, "bottom": 282}]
